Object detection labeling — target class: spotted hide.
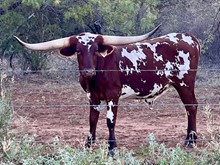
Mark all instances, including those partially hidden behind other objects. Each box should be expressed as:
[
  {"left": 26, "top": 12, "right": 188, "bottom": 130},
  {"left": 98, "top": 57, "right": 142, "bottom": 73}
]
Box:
[{"left": 14, "top": 31, "right": 200, "bottom": 153}]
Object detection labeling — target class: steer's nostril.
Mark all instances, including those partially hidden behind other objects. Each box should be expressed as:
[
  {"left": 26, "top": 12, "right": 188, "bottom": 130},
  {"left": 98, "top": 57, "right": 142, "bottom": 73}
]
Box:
[{"left": 82, "top": 69, "right": 96, "bottom": 78}]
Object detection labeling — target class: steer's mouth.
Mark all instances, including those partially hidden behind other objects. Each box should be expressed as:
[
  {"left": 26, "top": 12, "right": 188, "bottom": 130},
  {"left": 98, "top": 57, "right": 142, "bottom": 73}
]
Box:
[{"left": 81, "top": 69, "right": 96, "bottom": 78}]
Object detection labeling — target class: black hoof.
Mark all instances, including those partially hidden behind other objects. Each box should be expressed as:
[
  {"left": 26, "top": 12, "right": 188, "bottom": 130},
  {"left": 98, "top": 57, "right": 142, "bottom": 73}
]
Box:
[
  {"left": 85, "top": 136, "right": 95, "bottom": 148},
  {"left": 108, "top": 149, "right": 115, "bottom": 157},
  {"left": 188, "top": 142, "right": 196, "bottom": 148},
  {"left": 184, "top": 131, "right": 197, "bottom": 148},
  {"left": 85, "top": 142, "right": 92, "bottom": 148},
  {"left": 108, "top": 140, "right": 116, "bottom": 156}
]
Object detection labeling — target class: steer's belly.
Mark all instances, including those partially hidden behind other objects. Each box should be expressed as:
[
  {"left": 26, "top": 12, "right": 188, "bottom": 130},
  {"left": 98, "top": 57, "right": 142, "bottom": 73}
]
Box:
[{"left": 119, "top": 84, "right": 170, "bottom": 101}]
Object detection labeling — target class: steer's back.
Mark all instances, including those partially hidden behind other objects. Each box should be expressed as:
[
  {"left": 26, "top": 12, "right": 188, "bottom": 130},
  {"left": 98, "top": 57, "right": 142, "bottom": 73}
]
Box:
[{"left": 117, "top": 33, "right": 200, "bottom": 100}]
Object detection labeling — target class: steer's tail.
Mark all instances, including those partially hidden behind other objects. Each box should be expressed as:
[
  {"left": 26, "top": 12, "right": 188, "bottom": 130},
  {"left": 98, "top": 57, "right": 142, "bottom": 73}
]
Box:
[{"left": 191, "top": 34, "right": 201, "bottom": 58}]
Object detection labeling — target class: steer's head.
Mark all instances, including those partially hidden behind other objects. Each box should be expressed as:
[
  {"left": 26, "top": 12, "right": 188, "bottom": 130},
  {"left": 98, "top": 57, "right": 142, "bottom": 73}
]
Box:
[
  {"left": 59, "top": 33, "right": 115, "bottom": 78},
  {"left": 14, "top": 24, "right": 161, "bottom": 78}
]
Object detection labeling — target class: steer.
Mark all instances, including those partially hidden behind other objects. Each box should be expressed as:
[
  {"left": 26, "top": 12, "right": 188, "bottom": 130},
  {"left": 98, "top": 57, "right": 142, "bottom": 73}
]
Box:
[{"left": 14, "top": 27, "right": 200, "bottom": 152}]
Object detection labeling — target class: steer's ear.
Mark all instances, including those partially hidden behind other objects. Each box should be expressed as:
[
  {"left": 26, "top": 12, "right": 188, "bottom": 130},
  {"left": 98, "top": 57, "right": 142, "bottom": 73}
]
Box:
[
  {"left": 97, "top": 45, "right": 115, "bottom": 57},
  {"left": 59, "top": 37, "right": 77, "bottom": 58},
  {"left": 95, "top": 35, "right": 115, "bottom": 57}
]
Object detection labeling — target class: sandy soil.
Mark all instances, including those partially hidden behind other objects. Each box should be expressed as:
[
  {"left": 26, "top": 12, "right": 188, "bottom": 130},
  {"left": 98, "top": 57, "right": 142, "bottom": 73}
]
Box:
[{"left": 11, "top": 72, "right": 220, "bottom": 151}]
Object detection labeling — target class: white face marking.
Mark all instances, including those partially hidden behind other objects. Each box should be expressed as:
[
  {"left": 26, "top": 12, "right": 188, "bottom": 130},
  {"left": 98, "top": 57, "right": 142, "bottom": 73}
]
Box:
[
  {"left": 182, "top": 34, "right": 193, "bottom": 45},
  {"left": 94, "top": 100, "right": 107, "bottom": 111},
  {"left": 120, "top": 85, "right": 140, "bottom": 99},
  {"left": 121, "top": 44, "right": 146, "bottom": 74},
  {"left": 76, "top": 33, "right": 96, "bottom": 49},
  {"left": 180, "top": 81, "right": 188, "bottom": 87},
  {"left": 107, "top": 101, "right": 114, "bottom": 123},
  {"left": 176, "top": 51, "right": 190, "bottom": 79}
]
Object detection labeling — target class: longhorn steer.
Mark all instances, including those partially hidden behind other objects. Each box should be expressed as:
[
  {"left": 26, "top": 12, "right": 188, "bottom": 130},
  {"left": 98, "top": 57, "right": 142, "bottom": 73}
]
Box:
[{"left": 14, "top": 28, "right": 200, "bottom": 152}]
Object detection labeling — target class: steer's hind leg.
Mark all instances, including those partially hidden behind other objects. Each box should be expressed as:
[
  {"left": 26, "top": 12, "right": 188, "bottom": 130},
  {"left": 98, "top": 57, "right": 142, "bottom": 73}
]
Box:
[
  {"left": 174, "top": 86, "right": 198, "bottom": 148},
  {"left": 86, "top": 105, "right": 100, "bottom": 148}
]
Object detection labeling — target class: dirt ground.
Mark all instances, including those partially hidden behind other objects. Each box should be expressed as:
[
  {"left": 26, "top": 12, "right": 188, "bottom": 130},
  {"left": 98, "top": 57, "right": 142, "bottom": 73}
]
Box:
[{"left": 11, "top": 71, "right": 220, "bottom": 151}]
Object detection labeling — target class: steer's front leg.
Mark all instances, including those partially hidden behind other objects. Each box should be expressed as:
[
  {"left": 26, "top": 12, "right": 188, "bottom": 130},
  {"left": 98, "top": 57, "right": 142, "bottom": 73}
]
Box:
[
  {"left": 106, "top": 100, "right": 118, "bottom": 153},
  {"left": 86, "top": 104, "right": 100, "bottom": 148}
]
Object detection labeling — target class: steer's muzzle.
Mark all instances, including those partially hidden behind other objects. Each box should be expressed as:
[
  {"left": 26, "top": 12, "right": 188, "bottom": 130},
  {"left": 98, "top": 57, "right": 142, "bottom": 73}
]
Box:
[{"left": 81, "top": 69, "right": 96, "bottom": 78}]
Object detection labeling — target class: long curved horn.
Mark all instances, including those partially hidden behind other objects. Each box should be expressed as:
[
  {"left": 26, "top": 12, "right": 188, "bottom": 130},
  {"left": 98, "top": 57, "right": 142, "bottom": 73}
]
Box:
[
  {"left": 102, "top": 24, "right": 161, "bottom": 45},
  {"left": 14, "top": 36, "right": 71, "bottom": 51}
]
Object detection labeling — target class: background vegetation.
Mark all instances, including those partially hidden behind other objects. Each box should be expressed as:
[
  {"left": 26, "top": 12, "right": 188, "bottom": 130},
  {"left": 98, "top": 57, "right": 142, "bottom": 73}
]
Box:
[
  {"left": 0, "top": 0, "right": 220, "bottom": 164},
  {"left": 0, "top": 0, "right": 219, "bottom": 71},
  {"left": 0, "top": 0, "right": 159, "bottom": 71}
]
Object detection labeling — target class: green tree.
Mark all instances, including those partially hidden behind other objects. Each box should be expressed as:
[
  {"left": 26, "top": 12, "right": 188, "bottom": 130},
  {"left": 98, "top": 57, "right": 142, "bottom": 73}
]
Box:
[
  {"left": 64, "top": 0, "right": 158, "bottom": 35},
  {"left": 0, "top": 0, "right": 159, "bottom": 71},
  {"left": 0, "top": 0, "right": 62, "bottom": 71}
]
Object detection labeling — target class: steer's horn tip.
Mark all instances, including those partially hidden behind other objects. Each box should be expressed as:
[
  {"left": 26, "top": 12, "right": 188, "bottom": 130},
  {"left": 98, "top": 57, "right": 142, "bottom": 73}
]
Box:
[
  {"left": 13, "top": 35, "right": 19, "bottom": 40},
  {"left": 156, "top": 23, "right": 162, "bottom": 30},
  {"left": 147, "top": 23, "right": 162, "bottom": 38},
  {"left": 154, "top": 23, "right": 162, "bottom": 30},
  {"left": 13, "top": 36, "right": 25, "bottom": 46}
]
